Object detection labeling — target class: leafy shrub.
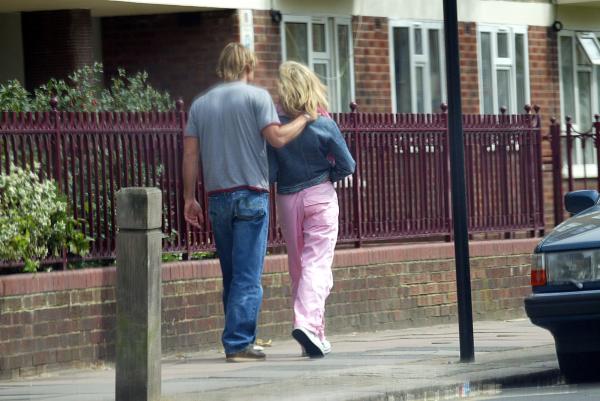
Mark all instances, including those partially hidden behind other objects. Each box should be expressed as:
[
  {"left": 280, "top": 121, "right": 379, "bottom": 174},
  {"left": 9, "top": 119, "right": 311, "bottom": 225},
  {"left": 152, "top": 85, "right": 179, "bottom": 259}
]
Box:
[
  {"left": 161, "top": 251, "right": 217, "bottom": 263},
  {"left": 31, "top": 63, "right": 104, "bottom": 112},
  {"left": 0, "top": 63, "right": 174, "bottom": 112},
  {"left": 0, "top": 80, "right": 31, "bottom": 112},
  {"left": 101, "top": 68, "right": 173, "bottom": 112},
  {"left": 0, "top": 165, "right": 91, "bottom": 272}
]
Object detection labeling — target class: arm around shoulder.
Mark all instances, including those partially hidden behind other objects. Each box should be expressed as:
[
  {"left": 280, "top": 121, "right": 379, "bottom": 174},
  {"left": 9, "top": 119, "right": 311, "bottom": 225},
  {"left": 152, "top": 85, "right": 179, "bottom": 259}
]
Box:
[{"left": 262, "top": 114, "right": 312, "bottom": 148}]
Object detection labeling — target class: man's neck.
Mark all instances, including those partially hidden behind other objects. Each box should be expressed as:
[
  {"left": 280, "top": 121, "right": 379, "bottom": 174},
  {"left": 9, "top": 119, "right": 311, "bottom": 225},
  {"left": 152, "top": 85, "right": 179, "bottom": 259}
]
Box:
[{"left": 224, "top": 77, "right": 248, "bottom": 84}]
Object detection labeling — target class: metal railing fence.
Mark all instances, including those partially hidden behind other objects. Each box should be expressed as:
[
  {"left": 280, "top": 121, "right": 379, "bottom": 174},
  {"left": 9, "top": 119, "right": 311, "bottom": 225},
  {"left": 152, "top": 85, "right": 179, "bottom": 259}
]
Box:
[{"left": 0, "top": 101, "right": 545, "bottom": 268}]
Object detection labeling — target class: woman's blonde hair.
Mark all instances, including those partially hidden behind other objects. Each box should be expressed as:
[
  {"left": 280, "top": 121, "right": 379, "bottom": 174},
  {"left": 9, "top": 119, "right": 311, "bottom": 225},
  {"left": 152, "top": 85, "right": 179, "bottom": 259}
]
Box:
[
  {"left": 216, "top": 42, "right": 257, "bottom": 81},
  {"left": 278, "top": 61, "right": 329, "bottom": 119}
]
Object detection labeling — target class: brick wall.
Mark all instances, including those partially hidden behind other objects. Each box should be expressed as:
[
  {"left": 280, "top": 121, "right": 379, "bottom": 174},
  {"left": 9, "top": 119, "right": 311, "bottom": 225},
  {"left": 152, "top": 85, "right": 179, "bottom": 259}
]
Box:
[
  {"left": 101, "top": 11, "right": 239, "bottom": 106},
  {"left": 350, "top": 19, "right": 479, "bottom": 113},
  {"left": 252, "top": 12, "right": 393, "bottom": 113},
  {"left": 0, "top": 239, "right": 536, "bottom": 379},
  {"left": 459, "top": 22, "right": 480, "bottom": 114},
  {"left": 528, "top": 26, "right": 560, "bottom": 120},
  {"left": 252, "top": 10, "right": 281, "bottom": 100},
  {"left": 92, "top": 14, "right": 559, "bottom": 123},
  {"left": 252, "top": 13, "right": 395, "bottom": 112},
  {"left": 528, "top": 26, "right": 560, "bottom": 228},
  {"left": 352, "top": 16, "right": 393, "bottom": 113},
  {"left": 21, "top": 10, "right": 94, "bottom": 91}
]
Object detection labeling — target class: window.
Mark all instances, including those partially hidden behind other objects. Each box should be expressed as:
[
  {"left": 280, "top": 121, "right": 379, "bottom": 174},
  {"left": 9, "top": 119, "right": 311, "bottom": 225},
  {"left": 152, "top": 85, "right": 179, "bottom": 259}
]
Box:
[
  {"left": 477, "top": 25, "right": 530, "bottom": 114},
  {"left": 389, "top": 21, "right": 446, "bottom": 113},
  {"left": 559, "top": 31, "right": 600, "bottom": 177},
  {"left": 281, "top": 15, "right": 355, "bottom": 112},
  {"left": 577, "top": 33, "right": 600, "bottom": 65}
]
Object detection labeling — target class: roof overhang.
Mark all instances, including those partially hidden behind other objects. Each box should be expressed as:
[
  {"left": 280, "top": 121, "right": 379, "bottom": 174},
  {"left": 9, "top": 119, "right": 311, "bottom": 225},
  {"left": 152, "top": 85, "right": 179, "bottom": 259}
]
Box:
[
  {"left": 0, "top": 0, "right": 237, "bottom": 17},
  {"left": 556, "top": 0, "right": 600, "bottom": 7}
]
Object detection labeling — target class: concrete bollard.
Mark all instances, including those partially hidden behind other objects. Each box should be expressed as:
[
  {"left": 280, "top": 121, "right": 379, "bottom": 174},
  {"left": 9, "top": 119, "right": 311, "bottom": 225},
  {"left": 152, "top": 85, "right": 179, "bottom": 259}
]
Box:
[{"left": 115, "top": 187, "right": 162, "bottom": 401}]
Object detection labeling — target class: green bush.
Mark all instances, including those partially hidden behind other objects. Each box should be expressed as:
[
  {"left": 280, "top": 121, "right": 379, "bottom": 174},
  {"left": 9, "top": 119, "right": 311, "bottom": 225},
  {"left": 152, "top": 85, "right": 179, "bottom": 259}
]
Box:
[
  {"left": 31, "top": 63, "right": 104, "bottom": 112},
  {"left": 0, "top": 63, "right": 174, "bottom": 112},
  {"left": 101, "top": 68, "right": 173, "bottom": 112},
  {"left": 0, "top": 165, "right": 91, "bottom": 272},
  {"left": 0, "top": 80, "right": 31, "bottom": 112}
]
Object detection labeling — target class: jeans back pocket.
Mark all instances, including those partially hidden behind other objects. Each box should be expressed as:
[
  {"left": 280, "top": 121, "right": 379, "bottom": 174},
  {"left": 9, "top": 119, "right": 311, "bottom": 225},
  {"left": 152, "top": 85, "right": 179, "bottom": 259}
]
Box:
[{"left": 234, "top": 193, "right": 268, "bottom": 221}]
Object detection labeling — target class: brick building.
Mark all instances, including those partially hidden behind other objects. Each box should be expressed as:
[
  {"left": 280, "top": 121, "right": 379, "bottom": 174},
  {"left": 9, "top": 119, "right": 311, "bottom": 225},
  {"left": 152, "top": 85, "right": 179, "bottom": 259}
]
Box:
[
  {"left": 0, "top": 0, "right": 599, "bottom": 197},
  {"left": 0, "top": 0, "right": 596, "bottom": 115}
]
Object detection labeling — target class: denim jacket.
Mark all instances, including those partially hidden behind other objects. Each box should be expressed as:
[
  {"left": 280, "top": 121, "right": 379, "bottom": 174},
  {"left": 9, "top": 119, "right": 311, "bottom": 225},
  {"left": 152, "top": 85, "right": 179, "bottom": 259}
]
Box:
[{"left": 268, "top": 115, "right": 356, "bottom": 194}]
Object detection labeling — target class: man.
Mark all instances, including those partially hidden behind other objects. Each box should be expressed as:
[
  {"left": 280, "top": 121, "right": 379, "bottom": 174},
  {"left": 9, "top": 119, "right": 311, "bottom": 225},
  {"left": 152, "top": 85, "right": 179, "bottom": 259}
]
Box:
[{"left": 182, "top": 43, "right": 312, "bottom": 362}]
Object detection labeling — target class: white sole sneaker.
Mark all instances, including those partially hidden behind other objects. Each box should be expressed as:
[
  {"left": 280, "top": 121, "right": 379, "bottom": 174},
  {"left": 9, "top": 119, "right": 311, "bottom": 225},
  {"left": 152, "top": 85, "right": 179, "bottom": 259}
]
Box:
[
  {"left": 292, "top": 328, "right": 324, "bottom": 358},
  {"left": 301, "top": 339, "right": 331, "bottom": 357},
  {"left": 322, "top": 339, "right": 331, "bottom": 355}
]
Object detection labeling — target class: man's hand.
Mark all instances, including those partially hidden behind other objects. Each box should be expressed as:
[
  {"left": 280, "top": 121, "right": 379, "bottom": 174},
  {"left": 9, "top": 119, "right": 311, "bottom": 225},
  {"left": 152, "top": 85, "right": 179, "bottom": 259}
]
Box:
[
  {"left": 184, "top": 199, "right": 204, "bottom": 229},
  {"left": 182, "top": 136, "right": 202, "bottom": 229}
]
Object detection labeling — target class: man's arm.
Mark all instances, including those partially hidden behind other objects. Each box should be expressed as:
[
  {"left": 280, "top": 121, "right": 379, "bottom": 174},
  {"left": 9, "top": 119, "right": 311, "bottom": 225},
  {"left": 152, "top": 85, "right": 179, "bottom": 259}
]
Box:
[
  {"left": 183, "top": 136, "right": 199, "bottom": 201},
  {"left": 182, "top": 136, "right": 204, "bottom": 228},
  {"left": 262, "top": 114, "right": 312, "bottom": 148}
]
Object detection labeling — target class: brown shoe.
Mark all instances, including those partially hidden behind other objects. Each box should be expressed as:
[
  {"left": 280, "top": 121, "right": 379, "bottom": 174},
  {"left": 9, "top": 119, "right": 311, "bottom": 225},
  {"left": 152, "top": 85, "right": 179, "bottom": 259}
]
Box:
[{"left": 225, "top": 345, "right": 266, "bottom": 362}]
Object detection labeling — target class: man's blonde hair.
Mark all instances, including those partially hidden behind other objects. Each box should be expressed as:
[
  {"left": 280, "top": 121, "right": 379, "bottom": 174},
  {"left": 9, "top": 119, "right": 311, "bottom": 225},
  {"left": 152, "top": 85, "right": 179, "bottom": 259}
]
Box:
[
  {"left": 216, "top": 42, "right": 257, "bottom": 81},
  {"left": 277, "top": 61, "right": 329, "bottom": 119}
]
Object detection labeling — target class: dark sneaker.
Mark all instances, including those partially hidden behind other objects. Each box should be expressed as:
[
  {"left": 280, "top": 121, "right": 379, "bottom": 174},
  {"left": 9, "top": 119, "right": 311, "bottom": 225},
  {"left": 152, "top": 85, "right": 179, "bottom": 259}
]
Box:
[
  {"left": 225, "top": 345, "right": 266, "bottom": 362},
  {"left": 292, "top": 327, "right": 324, "bottom": 358},
  {"left": 301, "top": 339, "right": 331, "bottom": 357}
]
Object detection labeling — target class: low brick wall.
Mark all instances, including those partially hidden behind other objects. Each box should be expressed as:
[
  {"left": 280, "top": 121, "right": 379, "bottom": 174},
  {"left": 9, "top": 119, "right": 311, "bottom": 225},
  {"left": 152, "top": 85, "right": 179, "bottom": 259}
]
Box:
[{"left": 0, "top": 239, "right": 537, "bottom": 378}]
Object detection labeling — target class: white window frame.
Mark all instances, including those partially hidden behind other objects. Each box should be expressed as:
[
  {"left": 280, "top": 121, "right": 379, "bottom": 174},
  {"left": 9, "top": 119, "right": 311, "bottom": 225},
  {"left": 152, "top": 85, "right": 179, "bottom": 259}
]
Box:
[
  {"left": 558, "top": 30, "right": 600, "bottom": 178},
  {"left": 280, "top": 14, "right": 355, "bottom": 113},
  {"left": 477, "top": 24, "right": 530, "bottom": 115},
  {"left": 577, "top": 33, "right": 600, "bottom": 65},
  {"left": 333, "top": 17, "right": 355, "bottom": 113},
  {"left": 388, "top": 20, "right": 447, "bottom": 113}
]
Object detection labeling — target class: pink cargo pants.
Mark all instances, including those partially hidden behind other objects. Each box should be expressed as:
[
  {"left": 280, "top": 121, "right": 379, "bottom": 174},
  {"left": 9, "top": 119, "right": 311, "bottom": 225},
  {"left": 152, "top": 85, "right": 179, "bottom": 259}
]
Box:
[{"left": 276, "top": 181, "right": 339, "bottom": 341}]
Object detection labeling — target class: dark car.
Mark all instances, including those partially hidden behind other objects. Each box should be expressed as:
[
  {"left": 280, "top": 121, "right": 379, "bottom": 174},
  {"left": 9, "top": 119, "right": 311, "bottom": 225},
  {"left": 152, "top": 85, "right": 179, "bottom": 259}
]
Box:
[{"left": 525, "top": 190, "right": 600, "bottom": 382}]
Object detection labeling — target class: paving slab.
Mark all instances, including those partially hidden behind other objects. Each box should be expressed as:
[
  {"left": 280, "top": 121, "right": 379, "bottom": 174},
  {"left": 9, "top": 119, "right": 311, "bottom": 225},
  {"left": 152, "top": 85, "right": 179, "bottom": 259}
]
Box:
[{"left": 0, "top": 319, "right": 558, "bottom": 401}]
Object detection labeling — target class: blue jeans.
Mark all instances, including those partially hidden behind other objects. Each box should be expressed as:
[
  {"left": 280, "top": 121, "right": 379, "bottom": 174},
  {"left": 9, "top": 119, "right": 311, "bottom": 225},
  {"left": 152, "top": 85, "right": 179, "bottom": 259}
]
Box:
[{"left": 208, "top": 189, "right": 269, "bottom": 354}]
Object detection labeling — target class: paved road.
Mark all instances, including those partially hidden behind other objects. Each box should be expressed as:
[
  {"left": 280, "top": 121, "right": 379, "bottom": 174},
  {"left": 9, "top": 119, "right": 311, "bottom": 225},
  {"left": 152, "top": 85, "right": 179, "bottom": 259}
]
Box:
[{"left": 470, "top": 384, "right": 600, "bottom": 401}]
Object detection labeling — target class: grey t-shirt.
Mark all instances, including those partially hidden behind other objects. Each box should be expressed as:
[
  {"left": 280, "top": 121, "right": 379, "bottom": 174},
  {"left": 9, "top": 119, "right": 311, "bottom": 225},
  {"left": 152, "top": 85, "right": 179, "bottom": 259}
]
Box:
[{"left": 185, "top": 81, "right": 280, "bottom": 194}]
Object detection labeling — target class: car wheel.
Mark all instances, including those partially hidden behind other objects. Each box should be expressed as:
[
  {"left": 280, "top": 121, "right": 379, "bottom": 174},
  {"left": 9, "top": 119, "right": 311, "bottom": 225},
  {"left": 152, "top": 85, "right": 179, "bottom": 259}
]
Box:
[{"left": 557, "top": 351, "right": 600, "bottom": 383}]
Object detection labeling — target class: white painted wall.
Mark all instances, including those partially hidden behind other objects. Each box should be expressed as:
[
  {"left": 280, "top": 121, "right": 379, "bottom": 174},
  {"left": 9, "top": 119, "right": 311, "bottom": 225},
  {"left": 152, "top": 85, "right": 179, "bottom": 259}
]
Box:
[
  {"left": 110, "top": 0, "right": 270, "bottom": 10},
  {"left": 0, "top": 1, "right": 561, "bottom": 27},
  {"left": 272, "top": 0, "right": 350, "bottom": 16},
  {"left": 117, "top": 0, "right": 555, "bottom": 26},
  {"left": 0, "top": 13, "right": 25, "bottom": 84},
  {"left": 556, "top": 5, "right": 600, "bottom": 30},
  {"left": 101, "top": 0, "right": 554, "bottom": 26},
  {"left": 351, "top": 0, "right": 553, "bottom": 26}
]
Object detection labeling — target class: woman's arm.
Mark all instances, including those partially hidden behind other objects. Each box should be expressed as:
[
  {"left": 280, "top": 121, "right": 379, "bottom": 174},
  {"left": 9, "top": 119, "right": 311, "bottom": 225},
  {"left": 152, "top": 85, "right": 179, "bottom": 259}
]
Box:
[{"left": 327, "top": 122, "right": 356, "bottom": 182}]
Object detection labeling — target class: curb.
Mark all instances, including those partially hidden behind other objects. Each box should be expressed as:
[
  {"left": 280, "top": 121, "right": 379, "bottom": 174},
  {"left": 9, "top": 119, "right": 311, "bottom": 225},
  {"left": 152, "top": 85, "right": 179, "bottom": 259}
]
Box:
[{"left": 355, "top": 368, "right": 562, "bottom": 401}]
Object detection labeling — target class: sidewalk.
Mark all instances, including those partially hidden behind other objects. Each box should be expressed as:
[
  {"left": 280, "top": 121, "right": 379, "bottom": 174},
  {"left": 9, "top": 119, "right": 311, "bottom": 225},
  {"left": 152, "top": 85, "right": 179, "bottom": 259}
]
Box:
[{"left": 0, "top": 319, "right": 558, "bottom": 401}]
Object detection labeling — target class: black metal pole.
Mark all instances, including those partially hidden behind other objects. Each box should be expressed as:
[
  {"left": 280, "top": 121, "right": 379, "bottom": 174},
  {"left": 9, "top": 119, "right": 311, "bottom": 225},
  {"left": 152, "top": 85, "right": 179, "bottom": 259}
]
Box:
[{"left": 442, "top": 0, "right": 475, "bottom": 362}]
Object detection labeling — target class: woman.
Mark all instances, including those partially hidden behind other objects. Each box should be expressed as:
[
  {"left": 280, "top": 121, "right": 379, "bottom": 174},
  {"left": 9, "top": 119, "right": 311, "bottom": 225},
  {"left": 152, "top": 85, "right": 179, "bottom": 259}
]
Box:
[{"left": 269, "top": 61, "right": 356, "bottom": 358}]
